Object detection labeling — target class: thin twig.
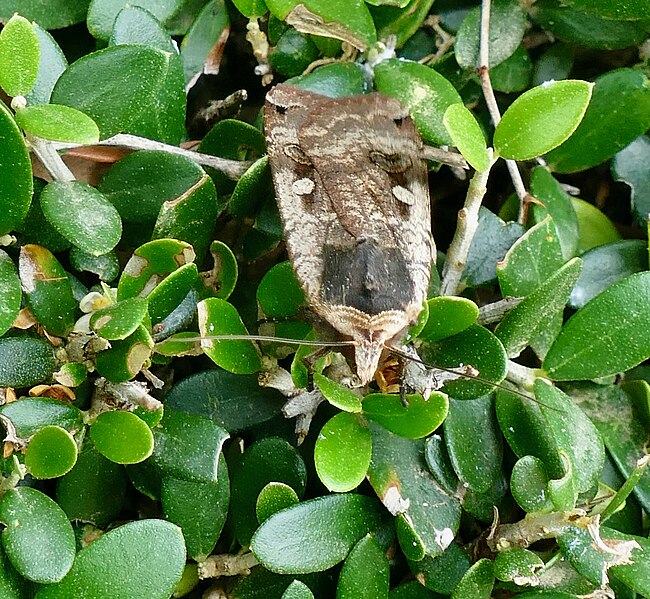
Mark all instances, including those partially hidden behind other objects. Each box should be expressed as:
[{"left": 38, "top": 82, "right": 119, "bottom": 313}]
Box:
[
  {"left": 29, "top": 136, "right": 76, "bottom": 181},
  {"left": 51, "top": 134, "right": 253, "bottom": 180},
  {"left": 440, "top": 149, "right": 494, "bottom": 296},
  {"left": 477, "top": 0, "right": 530, "bottom": 225},
  {"left": 422, "top": 145, "right": 468, "bottom": 169}
]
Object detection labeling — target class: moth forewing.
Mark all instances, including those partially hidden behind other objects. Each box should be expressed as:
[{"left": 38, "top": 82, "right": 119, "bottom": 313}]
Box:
[{"left": 264, "top": 84, "right": 435, "bottom": 383}]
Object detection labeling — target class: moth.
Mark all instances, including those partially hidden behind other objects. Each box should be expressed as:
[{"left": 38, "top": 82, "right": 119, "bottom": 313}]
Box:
[{"left": 264, "top": 84, "right": 435, "bottom": 384}]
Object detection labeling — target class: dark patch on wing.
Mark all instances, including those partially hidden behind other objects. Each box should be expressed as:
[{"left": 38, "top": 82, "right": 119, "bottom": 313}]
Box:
[{"left": 321, "top": 238, "right": 414, "bottom": 315}]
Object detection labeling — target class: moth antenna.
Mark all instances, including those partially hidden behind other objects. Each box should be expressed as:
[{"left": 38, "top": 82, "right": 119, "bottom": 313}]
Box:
[
  {"left": 159, "top": 334, "right": 356, "bottom": 348},
  {"left": 385, "top": 344, "right": 555, "bottom": 407}
]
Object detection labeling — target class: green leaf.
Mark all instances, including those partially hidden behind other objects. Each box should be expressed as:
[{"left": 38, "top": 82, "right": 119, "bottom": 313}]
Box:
[
  {"left": 569, "top": 240, "right": 648, "bottom": 309},
  {"left": 117, "top": 238, "right": 195, "bottom": 301},
  {"left": 251, "top": 494, "right": 388, "bottom": 574},
  {"left": 70, "top": 247, "right": 120, "bottom": 282},
  {"left": 0, "top": 338, "right": 56, "bottom": 388},
  {"left": 0, "top": 102, "right": 33, "bottom": 235},
  {"left": 39, "top": 180, "right": 122, "bottom": 256},
  {"left": 282, "top": 580, "right": 315, "bottom": 599},
  {"left": 264, "top": 0, "right": 377, "bottom": 50},
  {"left": 0, "top": 251, "right": 22, "bottom": 337},
  {"left": 544, "top": 272, "right": 650, "bottom": 380},
  {"left": 19, "top": 244, "right": 77, "bottom": 337},
  {"left": 0, "top": 15, "right": 40, "bottom": 97},
  {"left": 197, "top": 297, "right": 262, "bottom": 374},
  {"left": 314, "top": 412, "right": 372, "bottom": 492},
  {"left": 163, "top": 368, "right": 284, "bottom": 434},
  {"left": 0, "top": 1, "right": 90, "bottom": 30},
  {"left": 490, "top": 45, "right": 532, "bottom": 93},
  {"left": 571, "top": 197, "right": 621, "bottom": 253},
  {"left": 231, "top": 0, "right": 267, "bottom": 18},
  {"left": 363, "top": 393, "right": 448, "bottom": 439},
  {"left": 455, "top": 0, "right": 527, "bottom": 68},
  {"left": 374, "top": 59, "right": 462, "bottom": 146},
  {"left": 24, "top": 24, "right": 66, "bottom": 105},
  {"left": 90, "top": 410, "right": 154, "bottom": 464},
  {"left": 563, "top": 0, "right": 650, "bottom": 21},
  {"left": 546, "top": 69, "right": 650, "bottom": 173},
  {"left": 15, "top": 104, "right": 99, "bottom": 144},
  {"left": 270, "top": 29, "right": 320, "bottom": 78},
  {"left": 0, "top": 488, "right": 75, "bottom": 584},
  {"left": 510, "top": 455, "right": 553, "bottom": 513},
  {"left": 313, "top": 373, "right": 362, "bottom": 413},
  {"left": 231, "top": 437, "right": 307, "bottom": 546},
  {"left": 161, "top": 455, "right": 229, "bottom": 561},
  {"left": 443, "top": 104, "right": 490, "bottom": 172},
  {"left": 494, "top": 80, "right": 593, "bottom": 160},
  {"left": 87, "top": 0, "right": 184, "bottom": 41},
  {"left": 612, "top": 135, "right": 650, "bottom": 226},
  {"left": 0, "top": 397, "right": 83, "bottom": 437},
  {"left": 444, "top": 395, "right": 502, "bottom": 493},
  {"left": 257, "top": 261, "right": 306, "bottom": 319},
  {"left": 368, "top": 423, "right": 461, "bottom": 560},
  {"left": 94, "top": 325, "right": 154, "bottom": 383},
  {"left": 35, "top": 519, "right": 185, "bottom": 599},
  {"left": 289, "top": 62, "right": 367, "bottom": 97},
  {"left": 50, "top": 45, "right": 170, "bottom": 139},
  {"left": 408, "top": 543, "right": 471, "bottom": 595},
  {"left": 56, "top": 444, "right": 128, "bottom": 527},
  {"left": 180, "top": 0, "right": 231, "bottom": 85},
  {"left": 421, "top": 324, "right": 507, "bottom": 399},
  {"left": 370, "top": 0, "right": 435, "bottom": 48},
  {"left": 497, "top": 216, "right": 564, "bottom": 297},
  {"left": 495, "top": 258, "right": 582, "bottom": 358},
  {"left": 257, "top": 482, "right": 300, "bottom": 524},
  {"left": 451, "top": 558, "right": 494, "bottom": 599},
  {"left": 152, "top": 409, "right": 229, "bottom": 483},
  {"left": 530, "top": 167, "right": 580, "bottom": 260},
  {"left": 532, "top": 42, "right": 574, "bottom": 87},
  {"left": 336, "top": 535, "right": 389, "bottom": 599},
  {"left": 493, "top": 548, "right": 544, "bottom": 584},
  {"left": 147, "top": 263, "right": 199, "bottom": 325},
  {"left": 25, "top": 426, "right": 77, "bottom": 479}
]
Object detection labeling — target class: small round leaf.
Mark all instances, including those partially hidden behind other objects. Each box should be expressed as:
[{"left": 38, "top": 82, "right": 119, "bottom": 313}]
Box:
[
  {"left": 0, "top": 15, "right": 40, "bottom": 97},
  {"left": 15, "top": 104, "right": 99, "bottom": 144},
  {"left": 25, "top": 425, "right": 78, "bottom": 479},
  {"left": 90, "top": 410, "right": 154, "bottom": 465},
  {"left": 313, "top": 373, "right": 362, "bottom": 413},
  {"left": 256, "top": 482, "right": 299, "bottom": 524}
]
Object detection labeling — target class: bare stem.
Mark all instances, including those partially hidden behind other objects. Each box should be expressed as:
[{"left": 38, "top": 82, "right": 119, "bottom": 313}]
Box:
[
  {"left": 29, "top": 136, "right": 76, "bottom": 182},
  {"left": 440, "top": 150, "right": 494, "bottom": 296},
  {"left": 478, "top": 0, "right": 529, "bottom": 225},
  {"left": 199, "top": 552, "right": 259, "bottom": 579},
  {"left": 51, "top": 133, "right": 252, "bottom": 180}
]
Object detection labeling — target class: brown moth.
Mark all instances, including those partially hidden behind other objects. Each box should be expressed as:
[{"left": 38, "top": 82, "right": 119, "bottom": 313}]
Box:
[{"left": 264, "top": 84, "right": 435, "bottom": 384}]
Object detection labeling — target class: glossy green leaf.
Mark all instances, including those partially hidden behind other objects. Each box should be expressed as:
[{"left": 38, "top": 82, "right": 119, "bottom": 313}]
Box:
[
  {"left": 530, "top": 167, "right": 580, "bottom": 260},
  {"left": 544, "top": 272, "right": 650, "bottom": 380},
  {"left": 163, "top": 368, "right": 284, "bottom": 434},
  {"left": 313, "top": 373, "right": 362, "bottom": 412},
  {"left": 264, "top": 0, "right": 377, "bottom": 50},
  {"left": 56, "top": 444, "right": 128, "bottom": 527},
  {"left": 94, "top": 324, "right": 153, "bottom": 382},
  {"left": 231, "top": 0, "right": 267, "bottom": 17},
  {"left": 90, "top": 297, "right": 148, "bottom": 340},
  {"left": 510, "top": 455, "right": 553, "bottom": 513},
  {"left": 569, "top": 240, "right": 648, "bottom": 309},
  {"left": 39, "top": 181, "right": 121, "bottom": 256},
  {"left": 490, "top": 45, "right": 532, "bottom": 93},
  {"left": 494, "top": 548, "right": 544, "bottom": 585},
  {"left": 612, "top": 135, "right": 650, "bottom": 226},
  {"left": 0, "top": 251, "right": 21, "bottom": 337},
  {"left": 374, "top": 59, "right": 462, "bottom": 146},
  {"left": 546, "top": 69, "right": 650, "bottom": 173},
  {"left": 451, "top": 558, "right": 494, "bottom": 599},
  {"left": 35, "top": 519, "right": 185, "bottom": 599},
  {"left": 69, "top": 247, "right": 120, "bottom": 282},
  {"left": 547, "top": 453, "right": 576, "bottom": 511},
  {"left": 495, "top": 258, "right": 582, "bottom": 358},
  {"left": 231, "top": 437, "right": 307, "bottom": 546},
  {"left": 0, "top": 1, "right": 90, "bottom": 30},
  {"left": 257, "top": 482, "right": 300, "bottom": 524},
  {"left": 202, "top": 240, "right": 238, "bottom": 299},
  {"left": 230, "top": 155, "right": 274, "bottom": 219},
  {"left": 444, "top": 395, "right": 502, "bottom": 493},
  {"left": 147, "top": 263, "right": 199, "bottom": 326},
  {"left": 23, "top": 24, "right": 66, "bottom": 101},
  {"left": 87, "top": 0, "right": 184, "bottom": 41},
  {"left": 0, "top": 102, "right": 33, "bottom": 235},
  {"left": 161, "top": 454, "right": 229, "bottom": 561},
  {"left": 90, "top": 410, "right": 154, "bottom": 464},
  {"left": 420, "top": 325, "right": 507, "bottom": 400},
  {"left": 0, "top": 15, "right": 40, "bottom": 97},
  {"left": 336, "top": 534, "right": 389, "bottom": 599},
  {"left": 497, "top": 217, "right": 564, "bottom": 297},
  {"left": 282, "top": 580, "right": 315, "bottom": 599},
  {"left": 0, "top": 542, "right": 32, "bottom": 599},
  {"left": 251, "top": 494, "right": 388, "bottom": 574},
  {"left": 197, "top": 297, "right": 261, "bottom": 374},
  {"left": 50, "top": 45, "right": 170, "bottom": 139},
  {"left": 290, "top": 62, "right": 367, "bottom": 97},
  {"left": 607, "top": 529, "right": 650, "bottom": 596},
  {"left": 363, "top": 392, "right": 448, "bottom": 439},
  {"left": 0, "top": 487, "right": 75, "bottom": 584},
  {"left": 418, "top": 297, "right": 478, "bottom": 344},
  {"left": 443, "top": 103, "right": 490, "bottom": 172},
  {"left": 270, "top": 29, "right": 320, "bottom": 78},
  {"left": 15, "top": 104, "right": 99, "bottom": 144},
  {"left": 424, "top": 434, "right": 459, "bottom": 495},
  {"left": 25, "top": 425, "right": 77, "bottom": 479},
  {"left": 408, "top": 543, "right": 470, "bottom": 595},
  {"left": 370, "top": 0, "right": 435, "bottom": 48},
  {"left": 563, "top": 0, "right": 650, "bottom": 21},
  {"left": 257, "top": 261, "right": 305, "bottom": 319},
  {"left": 494, "top": 80, "right": 593, "bottom": 160},
  {"left": 571, "top": 197, "right": 621, "bottom": 253},
  {"left": 0, "top": 338, "right": 56, "bottom": 388},
  {"left": 152, "top": 408, "right": 229, "bottom": 483},
  {"left": 368, "top": 423, "right": 461, "bottom": 560},
  {"left": 389, "top": 580, "right": 444, "bottom": 598},
  {"left": 117, "top": 239, "right": 195, "bottom": 301},
  {"left": 315, "top": 412, "right": 371, "bottom": 492},
  {"left": 0, "top": 397, "right": 83, "bottom": 438},
  {"left": 455, "top": 0, "right": 526, "bottom": 68}
]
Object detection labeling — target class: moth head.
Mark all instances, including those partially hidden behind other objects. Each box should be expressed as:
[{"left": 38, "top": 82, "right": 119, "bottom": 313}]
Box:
[{"left": 354, "top": 338, "right": 385, "bottom": 385}]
